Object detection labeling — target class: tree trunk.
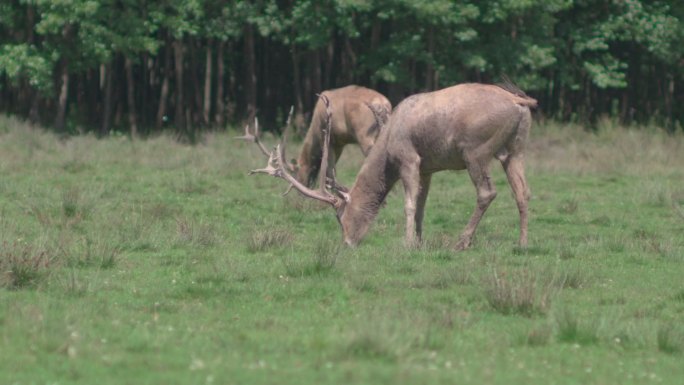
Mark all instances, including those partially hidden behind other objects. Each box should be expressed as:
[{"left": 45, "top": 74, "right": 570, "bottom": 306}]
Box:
[
  {"left": 55, "top": 59, "right": 69, "bottom": 132},
  {"left": 25, "top": 6, "right": 37, "bottom": 123},
  {"left": 101, "top": 63, "right": 113, "bottom": 135},
  {"left": 370, "top": 21, "right": 381, "bottom": 89},
  {"left": 291, "top": 46, "right": 305, "bottom": 133},
  {"left": 124, "top": 56, "right": 138, "bottom": 137},
  {"left": 665, "top": 73, "right": 674, "bottom": 131},
  {"left": 261, "top": 37, "right": 270, "bottom": 120},
  {"left": 203, "top": 40, "right": 213, "bottom": 126},
  {"left": 26, "top": 5, "right": 35, "bottom": 44},
  {"left": 156, "top": 38, "right": 172, "bottom": 130},
  {"left": 55, "top": 24, "right": 74, "bottom": 132},
  {"left": 324, "top": 38, "right": 334, "bottom": 90},
  {"left": 311, "top": 49, "right": 322, "bottom": 96},
  {"left": 114, "top": 63, "right": 123, "bottom": 127},
  {"left": 243, "top": 24, "right": 257, "bottom": 123},
  {"left": 190, "top": 41, "right": 202, "bottom": 126},
  {"left": 214, "top": 40, "right": 225, "bottom": 127},
  {"left": 344, "top": 38, "right": 357, "bottom": 84},
  {"left": 29, "top": 91, "right": 40, "bottom": 124},
  {"left": 173, "top": 39, "right": 185, "bottom": 130},
  {"left": 141, "top": 52, "right": 150, "bottom": 129},
  {"left": 424, "top": 26, "right": 435, "bottom": 91}
]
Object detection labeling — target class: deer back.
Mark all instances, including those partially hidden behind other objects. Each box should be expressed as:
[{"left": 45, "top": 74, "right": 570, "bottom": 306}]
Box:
[{"left": 384, "top": 83, "right": 535, "bottom": 173}]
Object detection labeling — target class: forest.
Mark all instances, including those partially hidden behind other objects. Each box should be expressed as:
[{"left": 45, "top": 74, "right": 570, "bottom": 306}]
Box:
[{"left": 1, "top": 0, "right": 682, "bottom": 137}]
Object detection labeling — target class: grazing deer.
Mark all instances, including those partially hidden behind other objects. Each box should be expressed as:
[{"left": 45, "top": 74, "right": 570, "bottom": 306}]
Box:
[
  {"left": 238, "top": 85, "right": 391, "bottom": 186},
  {"left": 296, "top": 85, "right": 391, "bottom": 186},
  {"left": 250, "top": 83, "right": 536, "bottom": 250}
]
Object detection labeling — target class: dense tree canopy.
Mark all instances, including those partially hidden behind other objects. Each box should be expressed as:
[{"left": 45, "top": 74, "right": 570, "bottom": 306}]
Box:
[{"left": 1, "top": 0, "right": 682, "bottom": 136}]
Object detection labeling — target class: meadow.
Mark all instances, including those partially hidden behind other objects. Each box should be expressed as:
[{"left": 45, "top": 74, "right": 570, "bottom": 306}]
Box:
[{"left": 1, "top": 116, "right": 683, "bottom": 384}]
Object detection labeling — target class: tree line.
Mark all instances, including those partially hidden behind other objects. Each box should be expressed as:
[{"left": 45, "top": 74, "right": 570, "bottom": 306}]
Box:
[{"left": 1, "top": 0, "right": 682, "bottom": 138}]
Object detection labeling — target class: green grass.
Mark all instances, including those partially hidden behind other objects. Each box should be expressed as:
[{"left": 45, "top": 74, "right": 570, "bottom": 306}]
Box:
[{"left": 1, "top": 115, "right": 684, "bottom": 384}]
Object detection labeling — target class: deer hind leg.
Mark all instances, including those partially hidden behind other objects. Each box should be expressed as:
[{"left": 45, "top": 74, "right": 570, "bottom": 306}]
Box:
[
  {"left": 501, "top": 155, "right": 530, "bottom": 248},
  {"left": 456, "top": 160, "right": 497, "bottom": 250},
  {"left": 401, "top": 161, "right": 423, "bottom": 248},
  {"left": 415, "top": 174, "right": 432, "bottom": 243}
]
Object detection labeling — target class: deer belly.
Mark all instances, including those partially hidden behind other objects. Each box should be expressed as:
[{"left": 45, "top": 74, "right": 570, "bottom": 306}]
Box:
[{"left": 417, "top": 150, "right": 467, "bottom": 173}]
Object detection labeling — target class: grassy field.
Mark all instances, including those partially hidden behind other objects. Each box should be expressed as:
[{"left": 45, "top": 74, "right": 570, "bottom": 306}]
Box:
[{"left": 1, "top": 116, "right": 683, "bottom": 384}]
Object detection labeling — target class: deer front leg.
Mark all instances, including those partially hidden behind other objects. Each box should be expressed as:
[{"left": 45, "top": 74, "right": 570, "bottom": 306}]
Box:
[
  {"left": 502, "top": 155, "right": 530, "bottom": 248},
  {"left": 456, "top": 160, "right": 497, "bottom": 251},
  {"left": 401, "top": 162, "right": 422, "bottom": 248},
  {"left": 326, "top": 143, "right": 344, "bottom": 181}
]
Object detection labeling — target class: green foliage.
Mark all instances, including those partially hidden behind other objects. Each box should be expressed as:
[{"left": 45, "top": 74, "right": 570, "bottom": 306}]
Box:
[
  {"left": 0, "top": 44, "right": 54, "bottom": 92},
  {"left": 0, "top": 0, "right": 683, "bottom": 129}
]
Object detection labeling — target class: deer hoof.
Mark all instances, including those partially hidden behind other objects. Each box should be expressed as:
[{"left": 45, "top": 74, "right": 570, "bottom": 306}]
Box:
[
  {"left": 454, "top": 237, "right": 471, "bottom": 251},
  {"left": 404, "top": 238, "right": 422, "bottom": 250}
]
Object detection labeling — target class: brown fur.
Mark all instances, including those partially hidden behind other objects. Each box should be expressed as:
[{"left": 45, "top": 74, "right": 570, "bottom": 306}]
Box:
[
  {"left": 296, "top": 85, "right": 391, "bottom": 186},
  {"left": 252, "top": 83, "right": 536, "bottom": 250},
  {"left": 336, "top": 83, "right": 535, "bottom": 248}
]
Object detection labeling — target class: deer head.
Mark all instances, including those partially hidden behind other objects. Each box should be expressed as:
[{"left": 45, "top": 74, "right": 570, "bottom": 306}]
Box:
[
  {"left": 293, "top": 86, "right": 392, "bottom": 187},
  {"left": 249, "top": 95, "right": 358, "bottom": 242}
]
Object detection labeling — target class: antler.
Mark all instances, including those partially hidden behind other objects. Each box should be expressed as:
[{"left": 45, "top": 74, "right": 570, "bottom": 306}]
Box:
[
  {"left": 280, "top": 106, "right": 297, "bottom": 173},
  {"left": 250, "top": 143, "right": 341, "bottom": 207},
  {"left": 249, "top": 95, "right": 346, "bottom": 208},
  {"left": 235, "top": 117, "right": 270, "bottom": 157},
  {"left": 318, "top": 94, "right": 333, "bottom": 195},
  {"left": 237, "top": 111, "right": 297, "bottom": 174}
]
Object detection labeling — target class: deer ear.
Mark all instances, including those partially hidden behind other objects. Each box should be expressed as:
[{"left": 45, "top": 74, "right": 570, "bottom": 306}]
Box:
[
  {"left": 334, "top": 190, "right": 350, "bottom": 203},
  {"left": 326, "top": 176, "right": 350, "bottom": 197}
]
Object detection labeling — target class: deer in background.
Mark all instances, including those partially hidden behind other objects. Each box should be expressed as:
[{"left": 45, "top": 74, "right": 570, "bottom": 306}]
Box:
[
  {"left": 295, "top": 85, "right": 391, "bottom": 186},
  {"left": 250, "top": 83, "right": 536, "bottom": 250},
  {"left": 238, "top": 85, "right": 391, "bottom": 186}
]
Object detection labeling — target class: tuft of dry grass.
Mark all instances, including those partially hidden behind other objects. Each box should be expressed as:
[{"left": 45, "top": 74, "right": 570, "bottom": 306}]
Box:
[
  {"left": 657, "top": 323, "right": 684, "bottom": 354},
  {"left": 342, "top": 333, "right": 396, "bottom": 362},
  {"left": 483, "top": 266, "right": 557, "bottom": 317},
  {"left": 0, "top": 241, "right": 58, "bottom": 289},
  {"left": 555, "top": 308, "right": 599, "bottom": 345},
  {"left": 246, "top": 225, "right": 294, "bottom": 253},
  {"left": 554, "top": 264, "right": 590, "bottom": 289},
  {"left": 523, "top": 323, "right": 554, "bottom": 347},
  {"left": 528, "top": 121, "right": 684, "bottom": 176},
  {"left": 558, "top": 198, "right": 579, "bottom": 214},
  {"left": 175, "top": 217, "right": 219, "bottom": 248},
  {"left": 68, "top": 237, "right": 120, "bottom": 269}
]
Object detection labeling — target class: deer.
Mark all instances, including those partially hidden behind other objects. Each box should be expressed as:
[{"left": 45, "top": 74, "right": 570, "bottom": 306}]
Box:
[
  {"left": 237, "top": 85, "right": 391, "bottom": 186},
  {"left": 249, "top": 82, "right": 537, "bottom": 250},
  {"left": 295, "top": 85, "right": 392, "bottom": 186}
]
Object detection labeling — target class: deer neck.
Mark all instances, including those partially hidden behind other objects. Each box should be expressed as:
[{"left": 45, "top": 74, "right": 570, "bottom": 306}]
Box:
[
  {"left": 296, "top": 129, "right": 323, "bottom": 185},
  {"left": 341, "top": 135, "right": 398, "bottom": 245}
]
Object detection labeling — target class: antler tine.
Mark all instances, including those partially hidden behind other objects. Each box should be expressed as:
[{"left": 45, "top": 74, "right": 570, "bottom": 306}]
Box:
[
  {"left": 250, "top": 145, "right": 339, "bottom": 207},
  {"left": 318, "top": 94, "right": 333, "bottom": 195},
  {"left": 248, "top": 149, "right": 280, "bottom": 177},
  {"left": 326, "top": 169, "right": 350, "bottom": 202},
  {"left": 280, "top": 106, "right": 296, "bottom": 173},
  {"left": 235, "top": 116, "right": 270, "bottom": 157},
  {"left": 248, "top": 101, "right": 340, "bottom": 207},
  {"left": 284, "top": 105, "right": 294, "bottom": 130}
]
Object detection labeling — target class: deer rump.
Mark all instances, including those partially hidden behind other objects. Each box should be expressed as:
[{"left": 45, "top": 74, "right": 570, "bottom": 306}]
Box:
[{"left": 251, "top": 82, "right": 536, "bottom": 250}]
